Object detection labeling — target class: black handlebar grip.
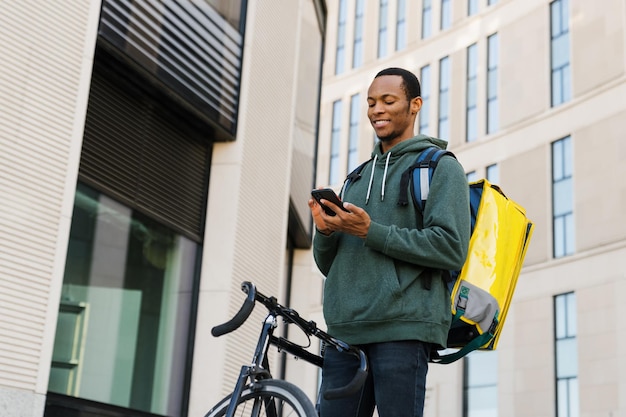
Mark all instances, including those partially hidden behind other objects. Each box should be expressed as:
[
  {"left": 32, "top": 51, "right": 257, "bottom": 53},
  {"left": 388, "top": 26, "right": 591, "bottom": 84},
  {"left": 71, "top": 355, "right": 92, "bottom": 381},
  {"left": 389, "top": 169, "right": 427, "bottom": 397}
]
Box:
[
  {"left": 323, "top": 348, "right": 368, "bottom": 400},
  {"left": 323, "top": 368, "right": 368, "bottom": 400},
  {"left": 211, "top": 282, "right": 256, "bottom": 337}
]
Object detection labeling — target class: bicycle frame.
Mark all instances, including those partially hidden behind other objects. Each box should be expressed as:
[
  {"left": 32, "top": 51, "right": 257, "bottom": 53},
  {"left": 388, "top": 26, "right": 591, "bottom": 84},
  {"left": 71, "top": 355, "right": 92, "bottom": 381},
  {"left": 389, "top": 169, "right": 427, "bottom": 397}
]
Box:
[
  {"left": 223, "top": 314, "right": 277, "bottom": 417},
  {"left": 212, "top": 282, "right": 368, "bottom": 417}
]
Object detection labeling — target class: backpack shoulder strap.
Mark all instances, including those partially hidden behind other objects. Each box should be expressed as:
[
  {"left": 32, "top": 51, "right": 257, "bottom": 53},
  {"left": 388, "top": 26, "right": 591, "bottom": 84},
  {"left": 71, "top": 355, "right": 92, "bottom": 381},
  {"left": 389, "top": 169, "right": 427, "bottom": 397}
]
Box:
[
  {"left": 340, "top": 158, "right": 372, "bottom": 198},
  {"left": 398, "top": 147, "right": 456, "bottom": 211}
]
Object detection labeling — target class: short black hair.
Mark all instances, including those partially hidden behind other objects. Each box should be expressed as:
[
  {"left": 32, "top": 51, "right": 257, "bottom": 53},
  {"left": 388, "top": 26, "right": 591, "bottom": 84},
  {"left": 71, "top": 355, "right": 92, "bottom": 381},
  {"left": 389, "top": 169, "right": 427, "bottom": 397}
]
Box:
[{"left": 374, "top": 67, "right": 421, "bottom": 101}]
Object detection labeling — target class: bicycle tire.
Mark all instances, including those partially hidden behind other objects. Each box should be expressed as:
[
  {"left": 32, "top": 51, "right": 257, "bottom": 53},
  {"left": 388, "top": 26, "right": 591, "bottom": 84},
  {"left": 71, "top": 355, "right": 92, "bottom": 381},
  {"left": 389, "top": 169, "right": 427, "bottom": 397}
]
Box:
[{"left": 204, "top": 379, "right": 317, "bottom": 417}]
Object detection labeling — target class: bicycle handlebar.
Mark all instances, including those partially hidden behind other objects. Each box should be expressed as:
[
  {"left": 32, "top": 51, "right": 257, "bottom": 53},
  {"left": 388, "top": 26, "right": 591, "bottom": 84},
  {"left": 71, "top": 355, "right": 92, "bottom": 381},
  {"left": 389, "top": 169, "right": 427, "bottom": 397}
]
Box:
[
  {"left": 211, "top": 282, "right": 257, "bottom": 337},
  {"left": 211, "top": 281, "right": 369, "bottom": 399},
  {"left": 322, "top": 348, "right": 368, "bottom": 400}
]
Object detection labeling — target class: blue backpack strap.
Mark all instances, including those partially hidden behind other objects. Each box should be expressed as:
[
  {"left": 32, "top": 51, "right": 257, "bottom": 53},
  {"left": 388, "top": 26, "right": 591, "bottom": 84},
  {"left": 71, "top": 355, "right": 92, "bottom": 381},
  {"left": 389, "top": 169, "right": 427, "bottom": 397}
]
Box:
[{"left": 398, "top": 147, "right": 456, "bottom": 211}]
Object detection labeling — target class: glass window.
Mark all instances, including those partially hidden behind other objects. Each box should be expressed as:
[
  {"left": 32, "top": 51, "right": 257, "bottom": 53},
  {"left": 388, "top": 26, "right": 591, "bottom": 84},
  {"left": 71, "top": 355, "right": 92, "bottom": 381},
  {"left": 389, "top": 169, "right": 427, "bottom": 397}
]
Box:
[
  {"left": 396, "top": 0, "right": 407, "bottom": 51},
  {"left": 550, "top": 0, "right": 571, "bottom": 106},
  {"left": 348, "top": 94, "right": 361, "bottom": 172},
  {"left": 353, "top": 0, "right": 365, "bottom": 68},
  {"left": 378, "top": 0, "right": 389, "bottom": 58},
  {"left": 419, "top": 65, "right": 431, "bottom": 135},
  {"left": 466, "top": 44, "right": 478, "bottom": 142},
  {"left": 487, "top": 33, "right": 499, "bottom": 134},
  {"left": 438, "top": 56, "right": 450, "bottom": 141},
  {"left": 49, "top": 183, "right": 198, "bottom": 415},
  {"left": 468, "top": 0, "right": 478, "bottom": 16},
  {"left": 552, "top": 136, "right": 574, "bottom": 258},
  {"left": 486, "top": 164, "right": 499, "bottom": 185},
  {"left": 466, "top": 171, "right": 478, "bottom": 182},
  {"left": 464, "top": 351, "right": 498, "bottom": 417},
  {"left": 488, "top": 0, "right": 498, "bottom": 5},
  {"left": 422, "top": 0, "right": 432, "bottom": 39},
  {"left": 336, "top": 0, "right": 348, "bottom": 74},
  {"left": 441, "top": 0, "right": 452, "bottom": 30},
  {"left": 554, "top": 292, "right": 579, "bottom": 417},
  {"left": 330, "top": 100, "right": 343, "bottom": 185}
]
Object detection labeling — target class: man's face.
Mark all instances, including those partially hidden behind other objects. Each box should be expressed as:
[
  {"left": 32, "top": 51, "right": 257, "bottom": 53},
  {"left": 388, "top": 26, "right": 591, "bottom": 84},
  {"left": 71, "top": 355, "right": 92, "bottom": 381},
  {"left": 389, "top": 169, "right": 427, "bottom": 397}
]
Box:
[{"left": 367, "top": 75, "right": 421, "bottom": 144}]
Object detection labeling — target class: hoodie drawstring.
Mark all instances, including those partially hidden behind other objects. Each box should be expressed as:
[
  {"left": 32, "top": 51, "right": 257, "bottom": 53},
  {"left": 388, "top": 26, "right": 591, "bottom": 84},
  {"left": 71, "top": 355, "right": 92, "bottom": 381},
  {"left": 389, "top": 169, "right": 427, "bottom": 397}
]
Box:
[
  {"left": 365, "top": 155, "right": 377, "bottom": 205},
  {"left": 381, "top": 152, "right": 391, "bottom": 201},
  {"left": 365, "top": 152, "right": 392, "bottom": 204}
]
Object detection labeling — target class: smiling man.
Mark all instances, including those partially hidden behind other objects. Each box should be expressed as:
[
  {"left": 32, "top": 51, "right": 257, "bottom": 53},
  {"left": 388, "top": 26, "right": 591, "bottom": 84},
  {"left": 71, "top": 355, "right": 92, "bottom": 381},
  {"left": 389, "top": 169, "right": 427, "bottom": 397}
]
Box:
[{"left": 309, "top": 67, "right": 471, "bottom": 417}]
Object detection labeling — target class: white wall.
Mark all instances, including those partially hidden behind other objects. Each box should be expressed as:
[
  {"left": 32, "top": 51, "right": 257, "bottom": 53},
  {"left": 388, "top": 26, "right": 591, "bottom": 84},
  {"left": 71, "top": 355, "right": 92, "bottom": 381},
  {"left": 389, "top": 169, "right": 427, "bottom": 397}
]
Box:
[{"left": 0, "top": 1, "right": 101, "bottom": 415}]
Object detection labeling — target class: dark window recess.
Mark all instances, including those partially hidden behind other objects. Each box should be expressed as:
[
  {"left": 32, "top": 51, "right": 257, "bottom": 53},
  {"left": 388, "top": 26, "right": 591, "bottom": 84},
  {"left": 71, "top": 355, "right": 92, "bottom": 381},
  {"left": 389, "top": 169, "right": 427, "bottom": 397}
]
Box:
[
  {"left": 98, "top": 0, "right": 244, "bottom": 139},
  {"left": 45, "top": 392, "right": 163, "bottom": 417},
  {"left": 79, "top": 67, "right": 211, "bottom": 242}
]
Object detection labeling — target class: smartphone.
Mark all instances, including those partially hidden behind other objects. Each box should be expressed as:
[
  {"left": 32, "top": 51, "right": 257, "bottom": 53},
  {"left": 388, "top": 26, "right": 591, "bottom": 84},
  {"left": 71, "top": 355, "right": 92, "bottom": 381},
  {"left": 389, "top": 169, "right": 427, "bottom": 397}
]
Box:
[{"left": 311, "top": 188, "right": 349, "bottom": 216}]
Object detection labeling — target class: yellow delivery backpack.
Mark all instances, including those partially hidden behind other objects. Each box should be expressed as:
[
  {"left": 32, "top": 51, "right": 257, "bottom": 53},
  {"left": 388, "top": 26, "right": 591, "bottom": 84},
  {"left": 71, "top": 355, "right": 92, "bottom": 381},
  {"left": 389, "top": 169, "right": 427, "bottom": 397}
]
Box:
[
  {"left": 399, "top": 148, "right": 535, "bottom": 364},
  {"left": 434, "top": 179, "right": 534, "bottom": 363}
]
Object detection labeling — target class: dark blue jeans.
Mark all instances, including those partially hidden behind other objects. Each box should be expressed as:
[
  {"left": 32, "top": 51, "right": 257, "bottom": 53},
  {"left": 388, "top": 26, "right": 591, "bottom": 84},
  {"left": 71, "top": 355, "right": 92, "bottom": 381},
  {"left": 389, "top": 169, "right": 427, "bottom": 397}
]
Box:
[{"left": 319, "top": 341, "right": 431, "bottom": 417}]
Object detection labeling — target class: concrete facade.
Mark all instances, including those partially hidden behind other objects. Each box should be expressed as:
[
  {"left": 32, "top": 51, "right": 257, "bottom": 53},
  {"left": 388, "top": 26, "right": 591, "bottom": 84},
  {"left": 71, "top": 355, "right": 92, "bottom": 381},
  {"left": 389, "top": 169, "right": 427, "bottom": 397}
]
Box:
[
  {"left": 0, "top": 1, "right": 102, "bottom": 415},
  {"left": 302, "top": 0, "right": 626, "bottom": 416}
]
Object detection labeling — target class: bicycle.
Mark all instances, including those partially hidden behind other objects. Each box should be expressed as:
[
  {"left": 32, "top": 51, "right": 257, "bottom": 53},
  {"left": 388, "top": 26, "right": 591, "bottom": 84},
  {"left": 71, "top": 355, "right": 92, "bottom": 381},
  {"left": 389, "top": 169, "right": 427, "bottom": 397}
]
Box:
[{"left": 204, "top": 281, "right": 368, "bottom": 417}]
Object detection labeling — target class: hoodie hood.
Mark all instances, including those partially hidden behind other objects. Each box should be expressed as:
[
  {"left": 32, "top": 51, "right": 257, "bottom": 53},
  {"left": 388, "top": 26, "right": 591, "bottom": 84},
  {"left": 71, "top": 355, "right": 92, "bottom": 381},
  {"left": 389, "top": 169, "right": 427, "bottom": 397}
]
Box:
[
  {"left": 372, "top": 134, "right": 448, "bottom": 160},
  {"left": 361, "top": 135, "right": 448, "bottom": 204}
]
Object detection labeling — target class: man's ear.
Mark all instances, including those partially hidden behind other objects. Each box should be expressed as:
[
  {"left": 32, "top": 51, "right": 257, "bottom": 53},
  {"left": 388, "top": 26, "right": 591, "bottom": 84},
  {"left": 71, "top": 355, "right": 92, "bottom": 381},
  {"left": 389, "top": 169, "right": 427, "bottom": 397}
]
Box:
[{"left": 410, "top": 97, "right": 423, "bottom": 115}]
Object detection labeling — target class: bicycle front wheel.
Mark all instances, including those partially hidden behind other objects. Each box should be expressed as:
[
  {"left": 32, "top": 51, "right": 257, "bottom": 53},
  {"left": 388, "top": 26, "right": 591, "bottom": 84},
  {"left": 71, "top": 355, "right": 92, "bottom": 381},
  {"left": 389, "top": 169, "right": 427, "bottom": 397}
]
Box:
[{"left": 204, "top": 379, "right": 317, "bottom": 417}]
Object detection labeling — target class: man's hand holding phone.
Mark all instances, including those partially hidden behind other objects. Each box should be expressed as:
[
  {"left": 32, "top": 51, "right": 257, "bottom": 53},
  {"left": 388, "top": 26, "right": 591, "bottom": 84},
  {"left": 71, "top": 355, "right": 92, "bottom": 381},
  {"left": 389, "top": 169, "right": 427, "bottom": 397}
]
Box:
[
  {"left": 310, "top": 188, "right": 350, "bottom": 217},
  {"left": 309, "top": 188, "right": 371, "bottom": 239}
]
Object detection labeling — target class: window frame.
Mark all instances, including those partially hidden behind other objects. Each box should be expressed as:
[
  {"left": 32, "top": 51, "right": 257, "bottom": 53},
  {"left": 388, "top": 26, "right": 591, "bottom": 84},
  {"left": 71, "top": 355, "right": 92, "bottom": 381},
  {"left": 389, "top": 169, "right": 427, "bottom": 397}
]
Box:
[
  {"left": 550, "top": 0, "right": 571, "bottom": 107},
  {"left": 486, "top": 163, "right": 499, "bottom": 185},
  {"left": 353, "top": 0, "right": 365, "bottom": 68},
  {"left": 396, "top": 0, "right": 407, "bottom": 51},
  {"left": 551, "top": 136, "right": 574, "bottom": 258},
  {"left": 347, "top": 93, "right": 361, "bottom": 172},
  {"left": 335, "top": 0, "right": 348, "bottom": 75},
  {"left": 422, "top": 0, "right": 432, "bottom": 39},
  {"left": 487, "top": 33, "right": 499, "bottom": 135},
  {"left": 438, "top": 56, "right": 450, "bottom": 141},
  {"left": 463, "top": 351, "right": 499, "bottom": 417},
  {"left": 419, "top": 64, "right": 431, "bottom": 135},
  {"left": 466, "top": 43, "right": 478, "bottom": 143},
  {"left": 554, "top": 292, "right": 579, "bottom": 417},
  {"left": 468, "top": 0, "right": 478, "bottom": 16},
  {"left": 329, "top": 100, "right": 343, "bottom": 185},
  {"left": 378, "top": 0, "right": 389, "bottom": 58},
  {"left": 441, "top": 0, "right": 452, "bottom": 30}
]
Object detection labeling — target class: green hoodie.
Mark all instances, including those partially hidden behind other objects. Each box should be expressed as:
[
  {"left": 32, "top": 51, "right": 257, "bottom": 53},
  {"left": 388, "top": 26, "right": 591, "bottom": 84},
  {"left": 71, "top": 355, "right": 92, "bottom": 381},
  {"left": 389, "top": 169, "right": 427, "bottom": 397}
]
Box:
[{"left": 313, "top": 135, "right": 470, "bottom": 348}]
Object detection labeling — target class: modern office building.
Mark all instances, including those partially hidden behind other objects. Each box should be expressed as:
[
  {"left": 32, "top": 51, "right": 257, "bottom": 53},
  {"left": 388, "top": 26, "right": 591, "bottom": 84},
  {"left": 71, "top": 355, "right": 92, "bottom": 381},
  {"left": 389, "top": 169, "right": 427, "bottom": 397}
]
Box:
[
  {"left": 0, "top": 0, "right": 327, "bottom": 416},
  {"left": 309, "top": 0, "right": 626, "bottom": 416}
]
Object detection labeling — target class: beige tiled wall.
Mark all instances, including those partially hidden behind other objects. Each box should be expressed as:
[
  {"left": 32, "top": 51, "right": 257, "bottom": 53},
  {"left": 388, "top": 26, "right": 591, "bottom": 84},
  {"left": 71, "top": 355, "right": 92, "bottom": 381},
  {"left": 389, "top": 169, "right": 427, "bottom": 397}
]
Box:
[
  {"left": 0, "top": 1, "right": 101, "bottom": 415},
  {"left": 189, "top": 0, "right": 324, "bottom": 413}
]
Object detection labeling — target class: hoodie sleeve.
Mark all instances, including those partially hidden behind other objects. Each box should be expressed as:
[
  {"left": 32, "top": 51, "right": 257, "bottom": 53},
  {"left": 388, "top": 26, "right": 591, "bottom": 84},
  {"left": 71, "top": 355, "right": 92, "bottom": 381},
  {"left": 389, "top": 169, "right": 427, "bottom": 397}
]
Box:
[
  {"left": 312, "top": 229, "right": 340, "bottom": 276},
  {"left": 364, "top": 155, "right": 471, "bottom": 271}
]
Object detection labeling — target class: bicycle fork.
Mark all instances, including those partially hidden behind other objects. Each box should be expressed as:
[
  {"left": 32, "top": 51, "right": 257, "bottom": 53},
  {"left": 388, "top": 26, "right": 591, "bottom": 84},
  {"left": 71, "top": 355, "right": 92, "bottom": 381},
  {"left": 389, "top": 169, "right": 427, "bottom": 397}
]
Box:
[{"left": 224, "top": 314, "right": 277, "bottom": 417}]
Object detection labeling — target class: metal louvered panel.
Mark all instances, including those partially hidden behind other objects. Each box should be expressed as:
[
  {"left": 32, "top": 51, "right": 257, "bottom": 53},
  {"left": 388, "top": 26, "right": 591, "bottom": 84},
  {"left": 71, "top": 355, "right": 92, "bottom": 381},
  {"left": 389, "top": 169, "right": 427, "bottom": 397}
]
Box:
[
  {"left": 80, "top": 68, "right": 210, "bottom": 242},
  {"left": 98, "top": 0, "right": 243, "bottom": 138}
]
